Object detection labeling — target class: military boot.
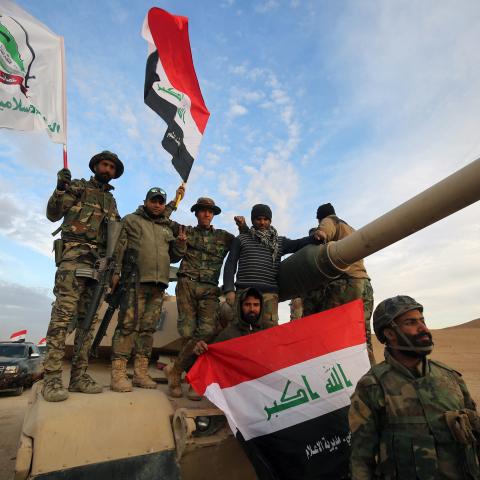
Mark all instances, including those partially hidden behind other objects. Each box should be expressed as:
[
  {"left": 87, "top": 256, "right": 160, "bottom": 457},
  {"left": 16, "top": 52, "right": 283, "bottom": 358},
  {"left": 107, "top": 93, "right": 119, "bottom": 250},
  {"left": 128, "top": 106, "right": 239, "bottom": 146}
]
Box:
[
  {"left": 187, "top": 384, "right": 202, "bottom": 401},
  {"left": 69, "top": 369, "right": 103, "bottom": 394},
  {"left": 132, "top": 356, "right": 157, "bottom": 389},
  {"left": 42, "top": 374, "right": 69, "bottom": 402},
  {"left": 164, "top": 362, "right": 183, "bottom": 398},
  {"left": 111, "top": 358, "right": 133, "bottom": 392}
]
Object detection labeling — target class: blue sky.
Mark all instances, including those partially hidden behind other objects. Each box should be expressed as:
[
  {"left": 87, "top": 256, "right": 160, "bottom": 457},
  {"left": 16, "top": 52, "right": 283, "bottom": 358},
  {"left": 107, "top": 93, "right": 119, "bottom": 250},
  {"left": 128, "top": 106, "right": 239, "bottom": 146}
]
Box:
[{"left": 1, "top": 0, "right": 480, "bottom": 342}]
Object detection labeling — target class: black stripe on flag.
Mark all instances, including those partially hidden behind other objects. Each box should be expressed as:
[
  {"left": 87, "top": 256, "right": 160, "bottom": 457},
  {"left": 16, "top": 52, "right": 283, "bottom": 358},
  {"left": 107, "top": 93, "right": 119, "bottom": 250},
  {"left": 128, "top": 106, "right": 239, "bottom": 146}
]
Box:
[
  {"left": 240, "top": 406, "right": 351, "bottom": 480},
  {"left": 144, "top": 51, "right": 194, "bottom": 182}
]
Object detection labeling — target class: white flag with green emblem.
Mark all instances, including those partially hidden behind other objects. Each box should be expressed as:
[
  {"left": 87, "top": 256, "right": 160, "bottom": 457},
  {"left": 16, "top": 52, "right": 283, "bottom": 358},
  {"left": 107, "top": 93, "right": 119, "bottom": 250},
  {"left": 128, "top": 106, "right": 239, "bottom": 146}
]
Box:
[{"left": 0, "top": 0, "right": 66, "bottom": 144}]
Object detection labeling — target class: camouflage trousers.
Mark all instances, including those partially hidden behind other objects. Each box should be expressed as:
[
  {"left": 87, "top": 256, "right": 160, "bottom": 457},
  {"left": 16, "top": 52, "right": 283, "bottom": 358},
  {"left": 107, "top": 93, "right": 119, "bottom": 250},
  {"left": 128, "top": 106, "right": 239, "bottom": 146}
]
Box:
[
  {"left": 234, "top": 289, "right": 279, "bottom": 329},
  {"left": 289, "top": 297, "right": 304, "bottom": 320},
  {"left": 112, "top": 283, "right": 164, "bottom": 360},
  {"left": 44, "top": 263, "right": 99, "bottom": 376},
  {"left": 313, "top": 277, "right": 375, "bottom": 364},
  {"left": 175, "top": 277, "right": 220, "bottom": 340}
]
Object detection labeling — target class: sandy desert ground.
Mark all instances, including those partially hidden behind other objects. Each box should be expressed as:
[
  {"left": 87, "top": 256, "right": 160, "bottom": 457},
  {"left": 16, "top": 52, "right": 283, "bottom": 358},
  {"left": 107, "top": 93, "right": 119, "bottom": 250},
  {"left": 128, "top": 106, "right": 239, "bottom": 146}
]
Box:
[{"left": 0, "top": 320, "right": 478, "bottom": 480}]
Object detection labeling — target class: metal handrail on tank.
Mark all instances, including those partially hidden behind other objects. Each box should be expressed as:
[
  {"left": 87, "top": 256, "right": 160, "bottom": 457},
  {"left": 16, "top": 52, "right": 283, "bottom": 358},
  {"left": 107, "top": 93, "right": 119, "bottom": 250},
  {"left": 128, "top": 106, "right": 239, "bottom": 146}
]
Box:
[{"left": 279, "top": 158, "right": 480, "bottom": 301}]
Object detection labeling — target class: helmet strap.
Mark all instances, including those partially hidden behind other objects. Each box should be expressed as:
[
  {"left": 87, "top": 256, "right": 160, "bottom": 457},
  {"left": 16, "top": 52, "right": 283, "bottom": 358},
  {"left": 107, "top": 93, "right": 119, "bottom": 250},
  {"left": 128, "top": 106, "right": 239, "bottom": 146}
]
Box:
[{"left": 387, "top": 320, "right": 433, "bottom": 353}]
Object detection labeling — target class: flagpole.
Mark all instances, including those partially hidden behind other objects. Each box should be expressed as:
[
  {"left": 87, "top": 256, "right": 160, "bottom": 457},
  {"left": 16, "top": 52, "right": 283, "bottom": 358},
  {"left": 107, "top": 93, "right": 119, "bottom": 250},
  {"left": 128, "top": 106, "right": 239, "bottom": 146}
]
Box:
[
  {"left": 175, "top": 181, "right": 186, "bottom": 209},
  {"left": 63, "top": 144, "right": 68, "bottom": 169},
  {"left": 61, "top": 35, "right": 68, "bottom": 169}
]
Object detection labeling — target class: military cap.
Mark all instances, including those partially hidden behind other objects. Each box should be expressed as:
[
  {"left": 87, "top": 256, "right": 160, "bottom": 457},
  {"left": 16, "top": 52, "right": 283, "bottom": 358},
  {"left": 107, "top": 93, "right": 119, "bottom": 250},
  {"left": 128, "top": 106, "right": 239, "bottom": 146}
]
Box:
[
  {"left": 89, "top": 150, "right": 124, "bottom": 179},
  {"left": 190, "top": 197, "right": 221, "bottom": 215},
  {"left": 145, "top": 187, "right": 167, "bottom": 202},
  {"left": 373, "top": 295, "right": 424, "bottom": 343}
]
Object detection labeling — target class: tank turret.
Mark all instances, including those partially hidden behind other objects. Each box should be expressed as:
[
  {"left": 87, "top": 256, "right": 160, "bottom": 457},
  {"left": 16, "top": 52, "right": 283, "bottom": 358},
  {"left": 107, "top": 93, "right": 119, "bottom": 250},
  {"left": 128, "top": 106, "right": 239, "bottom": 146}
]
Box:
[{"left": 279, "top": 158, "right": 480, "bottom": 301}]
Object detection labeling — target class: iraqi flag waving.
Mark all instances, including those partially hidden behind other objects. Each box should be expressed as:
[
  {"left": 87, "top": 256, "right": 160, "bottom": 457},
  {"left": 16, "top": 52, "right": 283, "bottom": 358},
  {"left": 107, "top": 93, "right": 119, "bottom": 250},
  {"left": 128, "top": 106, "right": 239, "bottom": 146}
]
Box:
[
  {"left": 187, "top": 300, "right": 370, "bottom": 480},
  {"left": 10, "top": 329, "right": 27, "bottom": 342},
  {"left": 142, "top": 8, "right": 210, "bottom": 182}
]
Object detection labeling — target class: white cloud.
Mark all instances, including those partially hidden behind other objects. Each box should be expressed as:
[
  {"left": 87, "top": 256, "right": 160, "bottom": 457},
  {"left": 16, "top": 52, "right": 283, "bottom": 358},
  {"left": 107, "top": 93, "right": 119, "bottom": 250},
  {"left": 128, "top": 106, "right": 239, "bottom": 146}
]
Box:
[
  {"left": 228, "top": 103, "right": 248, "bottom": 117},
  {"left": 255, "top": 0, "right": 279, "bottom": 13}
]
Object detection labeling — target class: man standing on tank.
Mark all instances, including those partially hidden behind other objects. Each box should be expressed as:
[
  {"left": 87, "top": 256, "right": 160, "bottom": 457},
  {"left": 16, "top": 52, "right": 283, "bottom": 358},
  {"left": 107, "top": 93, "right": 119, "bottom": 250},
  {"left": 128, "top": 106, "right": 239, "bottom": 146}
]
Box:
[
  {"left": 314, "top": 203, "right": 375, "bottom": 364},
  {"left": 223, "top": 204, "right": 321, "bottom": 329},
  {"left": 110, "top": 187, "right": 187, "bottom": 393},
  {"left": 42, "top": 151, "right": 124, "bottom": 402},
  {"left": 349, "top": 295, "right": 480, "bottom": 479},
  {"left": 164, "top": 193, "right": 246, "bottom": 400}
]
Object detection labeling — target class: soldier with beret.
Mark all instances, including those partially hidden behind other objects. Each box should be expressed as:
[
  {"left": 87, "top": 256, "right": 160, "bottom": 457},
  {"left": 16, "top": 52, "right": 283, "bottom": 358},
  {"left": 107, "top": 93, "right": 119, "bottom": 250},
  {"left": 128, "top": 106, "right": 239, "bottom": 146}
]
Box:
[
  {"left": 42, "top": 151, "right": 124, "bottom": 402},
  {"left": 349, "top": 295, "right": 480, "bottom": 479},
  {"left": 165, "top": 195, "right": 246, "bottom": 400}
]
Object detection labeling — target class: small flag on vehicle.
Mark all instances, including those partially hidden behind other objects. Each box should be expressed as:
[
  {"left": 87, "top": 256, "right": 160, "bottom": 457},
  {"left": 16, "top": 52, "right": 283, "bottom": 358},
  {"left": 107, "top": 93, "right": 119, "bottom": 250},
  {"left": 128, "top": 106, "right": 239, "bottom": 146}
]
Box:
[
  {"left": 10, "top": 329, "right": 27, "bottom": 342},
  {"left": 142, "top": 7, "right": 210, "bottom": 182},
  {"left": 37, "top": 337, "right": 46, "bottom": 346}
]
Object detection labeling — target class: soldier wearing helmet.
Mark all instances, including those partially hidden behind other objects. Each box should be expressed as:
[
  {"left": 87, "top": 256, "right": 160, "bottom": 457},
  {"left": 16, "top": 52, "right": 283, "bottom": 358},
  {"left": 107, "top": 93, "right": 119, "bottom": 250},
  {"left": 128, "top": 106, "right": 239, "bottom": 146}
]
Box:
[
  {"left": 349, "top": 295, "right": 480, "bottom": 479},
  {"left": 42, "top": 151, "right": 124, "bottom": 402}
]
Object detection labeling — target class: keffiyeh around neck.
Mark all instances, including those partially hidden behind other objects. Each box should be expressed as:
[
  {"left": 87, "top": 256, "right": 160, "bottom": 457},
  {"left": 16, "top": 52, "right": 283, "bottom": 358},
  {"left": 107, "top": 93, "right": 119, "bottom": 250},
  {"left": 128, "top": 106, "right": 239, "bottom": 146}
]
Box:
[{"left": 250, "top": 225, "right": 279, "bottom": 261}]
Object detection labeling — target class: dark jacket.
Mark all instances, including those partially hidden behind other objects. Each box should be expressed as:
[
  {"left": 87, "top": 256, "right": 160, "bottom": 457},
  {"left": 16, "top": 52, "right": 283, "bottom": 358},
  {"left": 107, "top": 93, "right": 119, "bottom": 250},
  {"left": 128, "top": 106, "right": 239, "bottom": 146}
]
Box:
[{"left": 223, "top": 231, "right": 318, "bottom": 293}]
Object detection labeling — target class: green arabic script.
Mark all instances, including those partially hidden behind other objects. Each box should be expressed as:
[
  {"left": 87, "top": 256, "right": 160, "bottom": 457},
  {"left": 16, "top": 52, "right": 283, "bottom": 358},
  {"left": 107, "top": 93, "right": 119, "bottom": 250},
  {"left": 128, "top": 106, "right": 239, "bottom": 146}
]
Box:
[
  {"left": 156, "top": 85, "right": 184, "bottom": 102},
  {"left": 264, "top": 375, "right": 320, "bottom": 421},
  {"left": 0, "top": 96, "right": 61, "bottom": 133},
  {"left": 325, "top": 363, "right": 352, "bottom": 394}
]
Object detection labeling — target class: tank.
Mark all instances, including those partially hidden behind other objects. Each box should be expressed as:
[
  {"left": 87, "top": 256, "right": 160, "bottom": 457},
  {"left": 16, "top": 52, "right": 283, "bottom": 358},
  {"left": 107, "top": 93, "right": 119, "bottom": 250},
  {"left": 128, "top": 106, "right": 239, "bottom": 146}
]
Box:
[
  {"left": 279, "top": 157, "right": 480, "bottom": 300},
  {"left": 13, "top": 158, "right": 480, "bottom": 480}
]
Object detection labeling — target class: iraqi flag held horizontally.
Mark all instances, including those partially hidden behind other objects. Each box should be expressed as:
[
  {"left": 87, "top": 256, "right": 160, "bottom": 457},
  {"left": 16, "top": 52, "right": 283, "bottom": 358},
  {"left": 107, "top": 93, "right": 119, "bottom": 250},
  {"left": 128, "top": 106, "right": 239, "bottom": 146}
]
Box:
[
  {"left": 187, "top": 300, "right": 370, "bottom": 480},
  {"left": 10, "top": 329, "right": 27, "bottom": 342},
  {"left": 0, "top": 0, "right": 66, "bottom": 144},
  {"left": 142, "top": 8, "right": 210, "bottom": 182}
]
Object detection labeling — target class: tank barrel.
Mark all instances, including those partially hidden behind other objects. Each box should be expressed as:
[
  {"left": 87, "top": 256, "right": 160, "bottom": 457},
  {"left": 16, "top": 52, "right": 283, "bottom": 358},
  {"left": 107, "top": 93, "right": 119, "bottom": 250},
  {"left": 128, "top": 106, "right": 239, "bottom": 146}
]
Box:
[{"left": 279, "top": 158, "right": 480, "bottom": 301}]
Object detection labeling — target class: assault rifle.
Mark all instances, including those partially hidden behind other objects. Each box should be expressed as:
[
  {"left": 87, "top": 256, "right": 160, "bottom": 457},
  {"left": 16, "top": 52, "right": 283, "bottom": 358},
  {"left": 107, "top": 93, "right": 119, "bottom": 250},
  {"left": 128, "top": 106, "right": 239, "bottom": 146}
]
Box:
[
  {"left": 90, "top": 248, "right": 138, "bottom": 357},
  {"left": 77, "top": 221, "right": 123, "bottom": 344}
]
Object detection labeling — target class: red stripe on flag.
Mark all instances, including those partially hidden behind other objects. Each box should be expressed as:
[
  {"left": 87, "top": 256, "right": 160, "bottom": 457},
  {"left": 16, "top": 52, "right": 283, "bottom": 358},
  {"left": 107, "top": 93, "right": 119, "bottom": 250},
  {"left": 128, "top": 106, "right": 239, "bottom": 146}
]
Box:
[
  {"left": 147, "top": 8, "right": 210, "bottom": 134},
  {"left": 187, "top": 299, "right": 366, "bottom": 393},
  {"left": 10, "top": 329, "right": 27, "bottom": 339}
]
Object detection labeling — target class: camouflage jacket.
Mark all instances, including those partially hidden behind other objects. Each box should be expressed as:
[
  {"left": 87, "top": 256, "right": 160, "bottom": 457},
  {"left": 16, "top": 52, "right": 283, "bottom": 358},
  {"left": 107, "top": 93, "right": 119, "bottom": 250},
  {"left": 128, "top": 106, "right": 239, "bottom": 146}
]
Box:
[
  {"left": 47, "top": 176, "right": 119, "bottom": 261},
  {"left": 349, "top": 351, "right": 479, "bottom": 479},
  {"left": 114, "top": 206, "right": 185, "bottom": 286},
  {"left": 174, "top": 225, "right": 235, "bottom": 286},
  {"left": 318, "top": 215, "right": 369, "bottom": 280}
]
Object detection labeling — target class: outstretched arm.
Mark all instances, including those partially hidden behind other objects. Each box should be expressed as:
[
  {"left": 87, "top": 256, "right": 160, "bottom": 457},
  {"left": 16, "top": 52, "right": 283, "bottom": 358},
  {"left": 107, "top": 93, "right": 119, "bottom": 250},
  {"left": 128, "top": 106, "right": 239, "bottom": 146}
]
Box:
[{"left": 223, "top": 236, "right": 241, "bottom": 293}]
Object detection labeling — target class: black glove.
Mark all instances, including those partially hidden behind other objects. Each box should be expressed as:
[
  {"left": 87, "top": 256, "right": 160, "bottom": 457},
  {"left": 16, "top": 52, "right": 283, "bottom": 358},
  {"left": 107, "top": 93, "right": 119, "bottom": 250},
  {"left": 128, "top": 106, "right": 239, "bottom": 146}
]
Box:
[{"left": 56, "top": 168, "right": 71, "bottom": 191}]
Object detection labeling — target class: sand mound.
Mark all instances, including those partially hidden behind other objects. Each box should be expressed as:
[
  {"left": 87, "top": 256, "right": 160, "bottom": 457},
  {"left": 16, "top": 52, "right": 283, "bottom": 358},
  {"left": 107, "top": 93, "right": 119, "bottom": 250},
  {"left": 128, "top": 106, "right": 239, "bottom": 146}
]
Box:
[{"left": 440, "top": 318, "right": 480, "bottom": 330}]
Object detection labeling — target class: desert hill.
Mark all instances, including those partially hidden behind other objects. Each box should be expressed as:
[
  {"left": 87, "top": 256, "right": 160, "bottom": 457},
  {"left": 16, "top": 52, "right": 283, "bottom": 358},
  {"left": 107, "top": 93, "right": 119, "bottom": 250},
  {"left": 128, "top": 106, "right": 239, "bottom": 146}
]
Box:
[{"left": 441, "top": 318, "right": 480, "bottom": 329}]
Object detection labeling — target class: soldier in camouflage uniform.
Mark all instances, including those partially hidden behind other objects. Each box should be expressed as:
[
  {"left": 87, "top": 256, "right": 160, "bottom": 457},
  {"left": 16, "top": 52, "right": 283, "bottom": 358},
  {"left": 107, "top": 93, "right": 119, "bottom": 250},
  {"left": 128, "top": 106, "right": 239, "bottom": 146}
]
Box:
[
  {"left": 42, "top": 151, "right": 123, "bottom": 402},
  {"left": 349, "top": 295, "right": 480, "bottom": 479},
  {"left": 315, "top": 203, "right": 375, "bottom": 364},
  {"left": 110, "top": 187, "right": 187, "bottom": 393},
  {"left": 165, "top": 196, "right": 244, "bottom": 400}
]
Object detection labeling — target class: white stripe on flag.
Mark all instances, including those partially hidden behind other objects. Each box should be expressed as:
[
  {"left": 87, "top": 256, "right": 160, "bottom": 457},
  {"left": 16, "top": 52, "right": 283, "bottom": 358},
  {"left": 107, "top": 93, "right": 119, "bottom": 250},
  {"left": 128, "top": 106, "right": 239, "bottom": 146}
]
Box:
[{"left": 204, "top": 343, "right": 369, "bottom": 441}]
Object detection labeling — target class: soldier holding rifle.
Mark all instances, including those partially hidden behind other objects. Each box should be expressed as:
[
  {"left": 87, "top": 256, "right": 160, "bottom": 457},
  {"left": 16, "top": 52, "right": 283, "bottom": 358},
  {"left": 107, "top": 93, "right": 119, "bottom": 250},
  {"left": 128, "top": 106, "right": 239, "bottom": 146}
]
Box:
[
  {"left": 110, "top": 187, "right": 187, "bottom": 392},
  {"left": 42, "top": 151, "right": 123, "bottom": 402}
]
